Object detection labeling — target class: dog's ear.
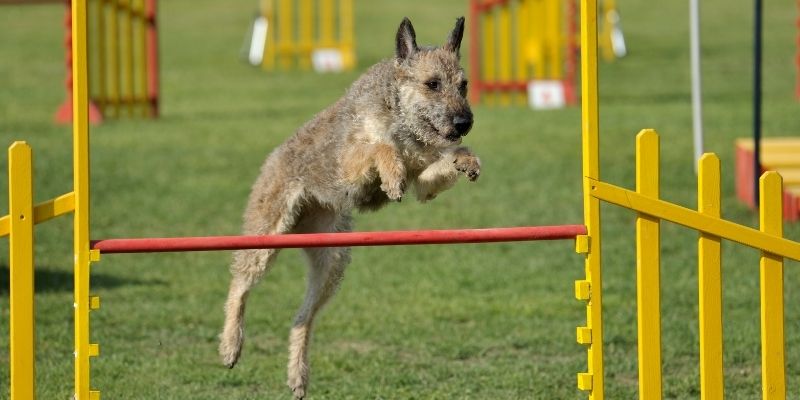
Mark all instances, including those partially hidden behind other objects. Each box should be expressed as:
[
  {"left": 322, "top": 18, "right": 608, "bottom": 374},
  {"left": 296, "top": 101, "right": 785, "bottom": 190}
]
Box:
[
  {"left": 396, "top": 17, "right": 418, "bottom": 60},
  {"left": 443, "top": 17, "right": 465, "bottom": 57}
]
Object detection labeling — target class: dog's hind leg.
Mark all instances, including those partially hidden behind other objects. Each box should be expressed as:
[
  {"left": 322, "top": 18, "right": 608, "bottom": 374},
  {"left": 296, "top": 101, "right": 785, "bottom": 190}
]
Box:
[
  {"left": 219, "top": 185, "right": 304, "bottom": 368},
  {"left": 286, "top": 212, "right": 352, "bottom": 399},
  {"left": 219, "top": 247, "right": 280, "bottom": 368}
]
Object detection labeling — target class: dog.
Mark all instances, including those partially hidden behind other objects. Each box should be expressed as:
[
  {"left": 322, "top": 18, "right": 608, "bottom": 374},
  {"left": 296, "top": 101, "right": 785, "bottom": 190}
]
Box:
[{"left": 219, "top": 16, "right": 481, "bottom": 399}]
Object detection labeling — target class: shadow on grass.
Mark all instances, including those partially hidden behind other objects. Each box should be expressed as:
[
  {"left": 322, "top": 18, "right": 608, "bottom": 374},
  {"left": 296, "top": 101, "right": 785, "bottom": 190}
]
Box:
[{"left": 0, "top": 264, "right": 166, "bottom": 294}]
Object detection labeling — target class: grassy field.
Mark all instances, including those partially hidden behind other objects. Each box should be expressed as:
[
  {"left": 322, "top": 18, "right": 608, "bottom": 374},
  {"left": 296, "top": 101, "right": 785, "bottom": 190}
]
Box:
[{"left": 2, "top": 0, "right": 800, "bottom": 398}]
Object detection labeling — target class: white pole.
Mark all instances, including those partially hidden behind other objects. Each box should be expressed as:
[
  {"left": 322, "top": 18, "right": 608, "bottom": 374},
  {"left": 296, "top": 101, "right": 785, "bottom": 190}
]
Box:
[{"left": 690, "top": 0, "right": 704, "bottom": 172}]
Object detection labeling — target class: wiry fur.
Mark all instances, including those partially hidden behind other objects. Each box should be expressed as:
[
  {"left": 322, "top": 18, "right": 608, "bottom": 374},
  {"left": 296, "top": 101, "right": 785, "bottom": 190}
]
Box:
[{"left": 219, "top": 16, "right": 480, "bottom": 399}]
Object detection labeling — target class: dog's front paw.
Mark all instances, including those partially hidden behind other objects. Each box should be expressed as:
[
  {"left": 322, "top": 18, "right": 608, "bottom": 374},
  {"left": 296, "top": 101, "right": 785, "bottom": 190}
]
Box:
[
  {"left": 454, "top": 154, "right": 481, "bottom": 181},
  {"left": 381, "top": 179, "right": 406, "bottom": 201}
]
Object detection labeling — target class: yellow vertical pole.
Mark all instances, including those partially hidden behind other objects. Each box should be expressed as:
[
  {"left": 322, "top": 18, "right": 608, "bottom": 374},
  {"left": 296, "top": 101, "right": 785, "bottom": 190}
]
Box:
[
  {"left": 123, "top": 0, "right": 134, "bottom": 117},
  {"left": 635, "top": 129, "right": 662, "bottom": 400},
  {"left": 72, "top": 1, "right": 100, "bottom": 399},
  {"left": 261, "top": 0, "right": 276, "bottom": 70},
  {"left": 545, "top": 0, "right": 562, "bottom": 79},
  {"left": 109, "top": 0, "right": 119, "bottom": 117},
  {"left": 759, "top": 171, "right": 786, "bottom": 400},
  {"left": 698, "top": 153, "right": 724, "bottom": 400},
  {"left": 530, "top": 0, "right": 545, "bottom": 79},
  {"left": 319, "top": 0, "right": 334, "bottom": 47},
  {"left": 137, "top": 0, "right": 148, "bottom": 117},
  {"left": 599, "top": 0, "right": 615, "bottom": 62},
  {"left": 578, "top": 0, "right": 603, "bottom": 398},
  {"left": 278, "top": 0, "right": 293, "bottom": 69},
  {"left": 9, "top": 142, "right": 35, "bottom": 400},
  {"left": 498, "top": 3, "right": 512, "bottom": 105},
  {"left": 96, "top": 0, "right": 107, "bottom": 115},
  {"left": 298, "top": 0, "right": 313, "bottom": 70},
  {"left": 339, "top": 0, "right": 354, "bottom": 70},
  {"left": 515, "top": 0, "right": 530, "bottom": 104},
  {"left": 482, "top": 7, "right": 496, "bottom": 105}
]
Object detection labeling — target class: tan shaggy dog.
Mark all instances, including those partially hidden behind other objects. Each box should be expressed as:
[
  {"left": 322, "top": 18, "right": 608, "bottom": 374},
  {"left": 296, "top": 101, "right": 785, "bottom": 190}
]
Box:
[{"left": 219, "top": 16, "right": 481, "bottom": 399}]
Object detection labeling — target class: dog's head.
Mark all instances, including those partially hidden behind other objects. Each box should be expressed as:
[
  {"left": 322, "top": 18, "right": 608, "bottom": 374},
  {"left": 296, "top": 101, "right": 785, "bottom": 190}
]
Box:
[{"left": 393, "top": 17, "right": 473, "bottom": 147}]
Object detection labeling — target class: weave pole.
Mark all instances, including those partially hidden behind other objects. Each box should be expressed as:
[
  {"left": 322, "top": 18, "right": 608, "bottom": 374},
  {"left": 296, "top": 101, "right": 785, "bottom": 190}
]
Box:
[{"left": 91, "top": 225, "right": 588, "bottom": 254}]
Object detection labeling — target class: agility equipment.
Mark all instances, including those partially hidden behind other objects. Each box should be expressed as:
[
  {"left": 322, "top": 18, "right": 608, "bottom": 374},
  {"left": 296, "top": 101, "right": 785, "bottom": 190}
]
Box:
[
  {"left": 734, "top": 0, "right": 800, "bottom": 221},
  {"left": 597, "top": 0, "right": 625, "bottom": 62},
  {"left": 689, "top": 0, "right": 704, "bottom": 170},
  {"left": 53, "top": 0, "right": 159, "bottom": 123},
  {"left": 735, "top": 138, "right": 800, "bottom": 221},
  {"left": 0, "top": 0, "right": 156, "bottom": 123},
  {"left": 469, "top": 0, "right": 579, "bottom": 107},
  {"left": 752, "top": 0, "right": 764, "bottom": 207},
  {"left": 254, "top": 0, "right": 355, "bottom": 72},
  {"left": 576, "top": 2, "right": 792, "bottom": 397},
  {"left": 89, "top": 0, "right": 159, "bottom": 119},
  {"left": 0, "top": 0, "right": 160, "bottom": 123},
  {"left": 3, "top": 1, "right": 798, "bottom": 399},
  {"left": 468, "top": 0, "right": 624, "bottom": 108},
  {"left": 90, "top": 226, "right": 587, "bottom": 253}
]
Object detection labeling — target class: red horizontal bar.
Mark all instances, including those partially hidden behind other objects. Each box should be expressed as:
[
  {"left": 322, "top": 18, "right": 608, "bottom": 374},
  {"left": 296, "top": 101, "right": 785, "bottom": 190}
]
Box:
[
  {"left": 476, "top": 81, "right": 529, "bottom": 92},
  {"left": 90, "top": 225, "right": 587, "bottom": 254},
  {"left": 474, "top": 0, "right": 509, "bottom": 12}
]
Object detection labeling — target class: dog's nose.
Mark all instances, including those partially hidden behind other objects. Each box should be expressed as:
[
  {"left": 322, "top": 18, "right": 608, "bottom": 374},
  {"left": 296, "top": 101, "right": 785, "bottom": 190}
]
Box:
[{"left": 453, "top": 115, "right": 473, "bottom": 136}]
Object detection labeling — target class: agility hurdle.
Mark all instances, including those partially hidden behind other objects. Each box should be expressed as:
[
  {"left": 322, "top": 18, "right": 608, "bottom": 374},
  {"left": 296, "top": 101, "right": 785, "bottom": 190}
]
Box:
[
  {"left": 3, "top": 1, "right": 799, "bottom": 399},
  {"left": 2, "top": 2, "right": 582, "bottom": 398},
  {"left": 575, "top": 1, "right": 795, "bottom": 398},
  {"left": 257, "top": 0, "right": 355, "bottom": 72},
  {"left": 0, "top": 0, "right": 158, "bottom": 123},
  {"left": 88, "top": 0, "right": 159, "bottom": 119},
  {"left": 469, "top": 0, "right": 578, "bottom": 107},
  {"left": 53, "top": 0, "right": 159, "bottom": 123}
]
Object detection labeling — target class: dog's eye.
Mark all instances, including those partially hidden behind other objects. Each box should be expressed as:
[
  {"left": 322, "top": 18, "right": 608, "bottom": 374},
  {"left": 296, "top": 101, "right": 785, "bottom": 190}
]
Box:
[{"left": 425, "top": 79, "right": 441, "bottom": 91}]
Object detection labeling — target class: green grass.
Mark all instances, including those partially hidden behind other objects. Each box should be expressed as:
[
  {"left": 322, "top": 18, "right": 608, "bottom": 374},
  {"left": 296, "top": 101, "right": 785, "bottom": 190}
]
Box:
[{"left": 1, "top": 0, "right": 800, "bottom": 398}]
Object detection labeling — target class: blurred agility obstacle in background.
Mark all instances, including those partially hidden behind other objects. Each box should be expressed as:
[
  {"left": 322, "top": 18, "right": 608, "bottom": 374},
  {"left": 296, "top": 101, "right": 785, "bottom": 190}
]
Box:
[
  {"left": 1, "top": 0, "right": 159, "bottom": 124},
  {"left": 468, "top": 0, "right": 624, "bottom": 109},
  {"left": 245, "top": 0, "right": 355, "bottom": 72}
]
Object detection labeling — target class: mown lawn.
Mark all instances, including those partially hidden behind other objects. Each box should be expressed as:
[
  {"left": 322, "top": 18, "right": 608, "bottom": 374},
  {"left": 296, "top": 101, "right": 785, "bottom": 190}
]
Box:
[{"left": 1, "top": 0, "right": 800, "bottom": 398}]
